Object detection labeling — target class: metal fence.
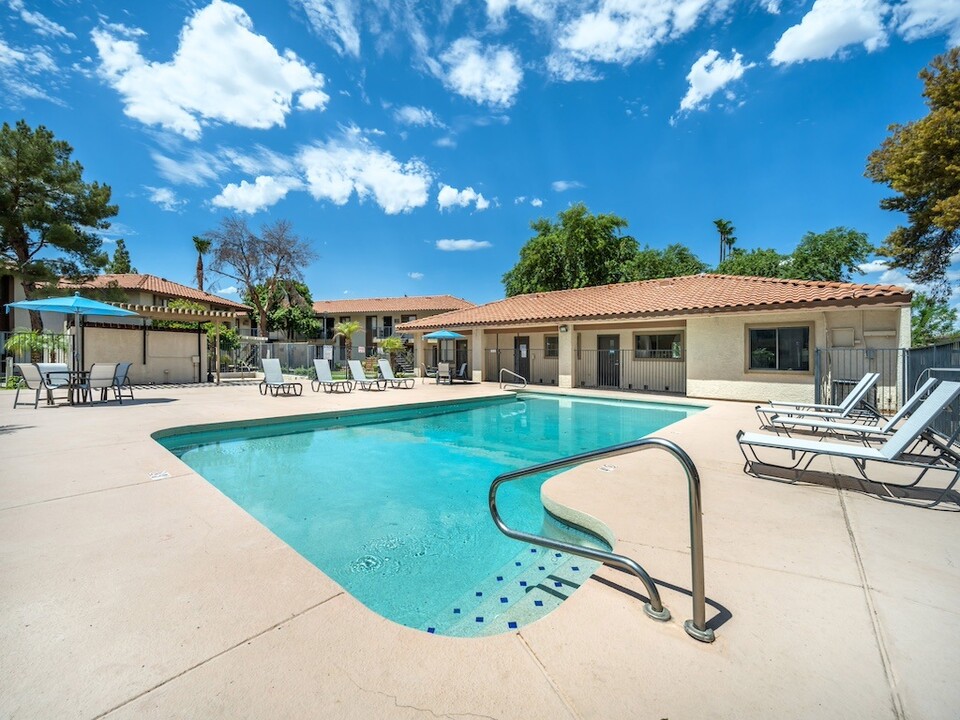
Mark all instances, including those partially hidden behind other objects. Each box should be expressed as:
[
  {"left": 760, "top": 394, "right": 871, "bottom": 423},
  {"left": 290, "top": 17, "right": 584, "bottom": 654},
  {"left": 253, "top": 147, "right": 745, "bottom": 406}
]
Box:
[
  {"left": 574, "top": 349, "right": 686, "bottom": 394},
  {"left": 485, "top": 349, "right": 559, "bottom": 386},
  {"left": 813, "top": 348, "right": 905, "bottom": 412}
]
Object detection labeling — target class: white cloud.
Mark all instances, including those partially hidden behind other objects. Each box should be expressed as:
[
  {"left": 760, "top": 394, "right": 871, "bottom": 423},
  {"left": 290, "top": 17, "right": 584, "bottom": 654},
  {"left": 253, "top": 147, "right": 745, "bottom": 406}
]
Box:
[
  {"left": 437, "top": 184, "right": 490, "bottom": 212},
  {"left": 550, "top": 0, "right": 720, "bottom": 78},
  {"left": 0, "top": 38, "right": 62, "bottom": 104},
  {"left": 293, "top": 0, "right": 361, "bottom": 57},
  {"left": 145, "top": 186, "right": 187, "bottom": 212},
  {"left": 8, "top": 0, "right": 75, "bottom": 38},
  {"left": 895, "top": 0, "right": 960, "bottom": 46},
  {"left": 858, "top": 259, "right": 890, "bottom": 274},
  {"left": 678, "top": 49, "right": 755, "bottom": 113},
  {"left": 408, "top": 271, "right": 424, "bottom": 280},
  {"left": 434, "top": 136, "right": 457, "bottom": 148},
  {"left": 759, "top": 0, "right": 781, "bottom": 13},
  {"left": 394, "top": 105, "right": 446, "bottom": 128},
  {"left": 220, "top": 145, "right": 297, "bottom": 176},
  {"left": 487, "top": 0, "right": 558, "bottom": 24},
  {"left": 531, "top": 197, "right": 543, "bottom": 207},
  {"left": 92, "top": 0, "right": 329, "bottom": 140},
  {"left": 436, "top": 239, "right": 492, "bottom": 251},
  {"left": 551, "top": 179, "right": 584, "bottom": 192},
  {"left": 211, "top": 175, "right": 303, "bottom": 214},
  {"left": 769, "top": 0, "right": 889, "bottom": 66},
  {"left": 152, "top": 148, "right": 227, "bottom": 186},
  {"left": 514, "top": 195, "right": 527, "bottom": 204},
  {"left": 215, "top": 285, "right": 239, "bottom": 295},
  {"left": 440, "top": 38, "right": 523, "bottom": 107},
  {"left": 298, "top": 135, "right": 433, "bottom": 214}
]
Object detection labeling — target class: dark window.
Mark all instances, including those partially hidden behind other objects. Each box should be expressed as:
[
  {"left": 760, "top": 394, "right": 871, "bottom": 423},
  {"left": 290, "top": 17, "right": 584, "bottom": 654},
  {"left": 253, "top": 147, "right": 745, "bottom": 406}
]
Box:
[
  {"left": 634, "top": 333, "right": 682, "bottom": 359},
  {"left": 749, "top": 326, "right": 809, "bottom": 371},
  {"left": 545, "top": 335, "right": 559, "bottom": 358}
]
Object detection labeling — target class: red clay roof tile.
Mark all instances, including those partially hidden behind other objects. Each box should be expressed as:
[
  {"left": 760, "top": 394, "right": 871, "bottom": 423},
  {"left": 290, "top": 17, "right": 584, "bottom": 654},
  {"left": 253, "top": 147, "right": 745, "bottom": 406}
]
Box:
[
  {"left": 312, "top": 295, "right": 474, "bottom": 315},
  {"left": 397, "top": 274, "right": 911, "bottom": 330},
  {"left": 63, "top": 274, "right": 251, "bottom": 311}
]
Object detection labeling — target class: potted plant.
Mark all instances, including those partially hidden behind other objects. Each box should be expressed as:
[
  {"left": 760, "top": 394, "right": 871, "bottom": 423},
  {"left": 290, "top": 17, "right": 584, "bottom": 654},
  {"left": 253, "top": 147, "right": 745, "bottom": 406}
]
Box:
[{"left": 4, "top": 329, "right": 70, "bottom": 363}]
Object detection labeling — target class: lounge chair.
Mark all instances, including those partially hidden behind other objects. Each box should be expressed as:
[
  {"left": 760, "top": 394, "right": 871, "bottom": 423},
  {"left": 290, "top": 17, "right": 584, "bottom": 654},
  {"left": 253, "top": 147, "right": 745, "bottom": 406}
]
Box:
[
  {"left": 769, "top": 377, "right": 940, "bottom": 444},
  {"left": 311, "top": 359, "right": 352, "bottom": 393},
  {"left": 78, "top": 363, "right": 119, "bottom": 404},
  {"left": 738, "top": 381, "right": 960, "bottom": 508},
  {"left": 107, "top": 362, "right": 134, "bottom": 404},
  {"left": 420, "top": 364, "right": 438, "bottom": 384},
  {"left": 756, "top": 372, "right": 881, "bottom": 428},
  {"left": 259, "top": 358, "right": 303, "bottom": 396},
  {"left": 13, "top": 362, "right": 70, "bottom": 408},
  {"left": 436, "top": 362, "right": 452, "bottom": 384},
  {"left": 348, "top": 360, "right": 387, "bottom": 391},
  {"left": 378, "top": 359, "right": 414, "bottom": 389}
]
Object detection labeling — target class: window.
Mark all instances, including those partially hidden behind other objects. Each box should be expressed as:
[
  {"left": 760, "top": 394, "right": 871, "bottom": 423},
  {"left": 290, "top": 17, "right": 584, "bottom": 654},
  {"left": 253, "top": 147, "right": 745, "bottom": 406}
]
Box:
[
  {"left": 545, "top": 335, "right": 559, "bottom": 358},
  {"left": 634, "top": 333, "right": 682, "bottom": 359},
  {"left": 748, "top": 326, "right": 810, "bottom": 371}
]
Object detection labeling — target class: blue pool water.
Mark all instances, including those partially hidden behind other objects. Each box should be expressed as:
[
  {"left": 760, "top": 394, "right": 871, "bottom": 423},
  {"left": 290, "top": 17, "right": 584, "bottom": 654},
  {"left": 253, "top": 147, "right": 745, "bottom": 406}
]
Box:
[{"left": 157, "top": 393, "right": 702, "bottom": 635}]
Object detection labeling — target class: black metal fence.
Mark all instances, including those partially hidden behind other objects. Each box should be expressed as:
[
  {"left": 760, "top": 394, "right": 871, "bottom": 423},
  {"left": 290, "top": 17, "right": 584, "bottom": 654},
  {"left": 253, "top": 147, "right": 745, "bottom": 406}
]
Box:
[
  {"left": 813, "top": 348, "right": 905, "bottom": 412},
  {"left": 574, "top": 349, "right": 686, "bottom": 394},
  {"left": 485, "top": 348, "right": 559, "bottom": 386}
]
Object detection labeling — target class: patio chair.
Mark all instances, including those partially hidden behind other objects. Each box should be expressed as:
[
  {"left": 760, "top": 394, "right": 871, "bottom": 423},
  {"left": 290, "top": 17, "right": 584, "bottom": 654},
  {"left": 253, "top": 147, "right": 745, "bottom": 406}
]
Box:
[
  {"left": 769, "top": 377, "right": 939, "bottom": 444},
  {"left": 107, "top": 362, "right": 135, "bottom": 404},
  {"left": 259, "top": 358, "right": 303, "bottom": 397},
  {"left": 452, "top": 363, "right": 470, "bottom": 382},
  {"left": 738, "top": 381, "right": 960, "bottom": 508},
  {"left": 348, "top": 360, "right": 387, "bottom": 391},
  {"left": 311, "top": 359, "right": 352, "bottom": 393},
  {"left": 436, "top": 362, "right": 452, "bottom": 385},
  {"left": 12, "top": 363, "right": 70, "bottom": 409},
  {"left": 377, "top": 359, "right": 414, "bottom": 389},
  {"left": 420, "top": 363, "right": 438, "bottom": 384},
  {"left": 756, "top": 372, "right": 881, "bottom": 428},
  {"left": 79, "top": 363, "right": 119, "bottom": 404}
]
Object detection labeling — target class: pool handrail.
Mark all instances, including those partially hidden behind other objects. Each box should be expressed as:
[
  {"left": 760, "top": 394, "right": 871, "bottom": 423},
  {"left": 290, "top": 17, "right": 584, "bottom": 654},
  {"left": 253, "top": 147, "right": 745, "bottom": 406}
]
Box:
[
  {"left": 488, "top": 436, "right": 715, "bottom": 643},
  {"left": 499, "top": 368, "right": 527, "bottom": 391},
  {"left": 915, "top": 367, "right": 960, "bottom": 394}
]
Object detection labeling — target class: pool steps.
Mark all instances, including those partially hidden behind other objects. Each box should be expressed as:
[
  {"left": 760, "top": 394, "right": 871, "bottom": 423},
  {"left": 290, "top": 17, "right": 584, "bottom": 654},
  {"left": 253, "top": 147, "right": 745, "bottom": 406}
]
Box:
[{"left": 423, "top": 544, "right": 599, "bottom": 637}]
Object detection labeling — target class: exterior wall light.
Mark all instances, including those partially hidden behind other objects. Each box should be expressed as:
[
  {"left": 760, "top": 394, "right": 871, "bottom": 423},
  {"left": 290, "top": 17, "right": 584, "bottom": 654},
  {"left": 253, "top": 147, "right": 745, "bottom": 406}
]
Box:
[{"left": 559, "top": 325, "right": 569, "bottom": 333}]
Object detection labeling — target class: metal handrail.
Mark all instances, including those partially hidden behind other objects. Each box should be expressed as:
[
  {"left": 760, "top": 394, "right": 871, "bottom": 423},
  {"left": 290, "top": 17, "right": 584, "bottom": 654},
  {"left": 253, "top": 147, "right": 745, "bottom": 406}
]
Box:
[
  {"left": 915, "top": 367, "right": 960, "bottom": 394},
  {"left": 499, "top": 368, "right": 527, "bottom": 390},
  {"left": 489, "top": 437, "right": 715, "bottom": 643}
]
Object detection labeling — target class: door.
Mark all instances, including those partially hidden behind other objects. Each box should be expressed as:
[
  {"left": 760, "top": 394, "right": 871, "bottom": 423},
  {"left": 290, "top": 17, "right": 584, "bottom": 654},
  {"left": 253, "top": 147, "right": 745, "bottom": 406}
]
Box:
[
  {"left": 514, "top": 336, "right": 530, "bottom": 380},
  {"left": 598, "top": 335, "right": 620, "bottom": 387}
]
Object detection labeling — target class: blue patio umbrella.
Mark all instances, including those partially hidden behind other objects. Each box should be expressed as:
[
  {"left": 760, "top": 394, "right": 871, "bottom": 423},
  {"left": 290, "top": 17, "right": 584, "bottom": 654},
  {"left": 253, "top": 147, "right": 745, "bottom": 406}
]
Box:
[
  {"left": 5, "top": 292, "right": 139, "bottom": 370},
  {"left": 423, "top": 329, "right": 466, "bottom": 364}
]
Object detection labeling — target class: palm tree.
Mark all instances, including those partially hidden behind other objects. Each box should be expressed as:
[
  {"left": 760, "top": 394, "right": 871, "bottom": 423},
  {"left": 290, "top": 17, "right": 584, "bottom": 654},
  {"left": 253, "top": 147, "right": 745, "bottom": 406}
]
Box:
[
  {"left": 333, "top": 320, "right": 362, "bottom": 362},
  {"left": 192, "top": 235, "right": 211, "bottom": 291},
  {"left": 713, "top": 219, "right": 737, "bottom": 264}
]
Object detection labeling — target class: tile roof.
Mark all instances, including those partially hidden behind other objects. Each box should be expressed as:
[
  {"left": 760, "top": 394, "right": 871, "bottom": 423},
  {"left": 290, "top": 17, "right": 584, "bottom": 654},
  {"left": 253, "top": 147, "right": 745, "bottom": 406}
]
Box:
[
  {"left": 64, "top": 274, "right": 251, "bottom": 311},
  {"left": 312, "top": 295, "right": 474, "bottom": 315},
  {"left": 398, "top": 274, "right": 911, "bottom": 330}
]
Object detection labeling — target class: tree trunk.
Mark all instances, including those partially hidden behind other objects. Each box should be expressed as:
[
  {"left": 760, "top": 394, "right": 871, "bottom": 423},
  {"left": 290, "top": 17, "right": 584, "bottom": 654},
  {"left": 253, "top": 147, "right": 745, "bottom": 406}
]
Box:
[{"left": 19, "top": 279, "right": 43, "bottom": 331}]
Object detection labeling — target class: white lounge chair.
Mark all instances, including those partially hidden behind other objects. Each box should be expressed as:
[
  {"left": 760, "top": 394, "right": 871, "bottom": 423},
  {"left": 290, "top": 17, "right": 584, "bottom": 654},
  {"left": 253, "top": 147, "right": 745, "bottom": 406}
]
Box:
[
  {"left": 259, "top": 358, "right": 303, "bottom": 396},
  {"left": 13, "top": 362, "right": 70, "bottom": 408},
  {"left": 311, "top": 359, "right": 352, "bottom": 393},
  {"left": 738, "top": 381, "right": 960, "bottom": 508},
  {"left": 348, "top": 360, "right": 387, "bottom": 391},
  {"left": 756, "top": 372, "right": 881, "bottom": 427},
  {"left": 769, "top": 377, "right": 940, "bottom": 444},
  {"left": 378, "top": 359, "right": 414, "bottom": 389}
]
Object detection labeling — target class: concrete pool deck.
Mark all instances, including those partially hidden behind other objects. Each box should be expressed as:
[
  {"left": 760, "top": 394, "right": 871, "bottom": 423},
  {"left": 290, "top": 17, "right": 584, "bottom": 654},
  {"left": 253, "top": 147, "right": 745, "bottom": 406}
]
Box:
[{"left": 1, "top": 381, "right": 957, "bottom": 719}]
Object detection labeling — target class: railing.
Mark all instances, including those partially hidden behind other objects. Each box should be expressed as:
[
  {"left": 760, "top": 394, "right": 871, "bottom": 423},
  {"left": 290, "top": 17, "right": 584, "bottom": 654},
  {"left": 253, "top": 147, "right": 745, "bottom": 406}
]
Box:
[
  {"left": 499, "top": 368, "right": 527, "bottom": 390},
  {"left": 485, "top": 349, "right": 559, "bottom": 387},
  {"left": 489, "top": 437, "right": 714, "bottom": 642},
  {"left": 814, "top": 348, "right": 904, "bottom": 412},
  {"left": 574, "top": 349, "right": 686, "bottom": 394}
]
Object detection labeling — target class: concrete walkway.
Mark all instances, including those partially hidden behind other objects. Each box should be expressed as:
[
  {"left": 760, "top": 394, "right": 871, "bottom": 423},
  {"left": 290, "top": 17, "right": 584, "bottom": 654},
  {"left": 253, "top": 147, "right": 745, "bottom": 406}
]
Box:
[{"left": 1, "top": 382, "right": 957, "bottom": 719}]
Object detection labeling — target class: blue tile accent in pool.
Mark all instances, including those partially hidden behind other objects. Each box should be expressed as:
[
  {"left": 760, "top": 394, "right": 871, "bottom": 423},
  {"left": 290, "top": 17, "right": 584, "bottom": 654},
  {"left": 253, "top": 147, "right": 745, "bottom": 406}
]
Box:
[
  {"left": 534, "top": 600, "right": 544, "bottom": 607},
  {"left": 538, "top": 566, "right": 545, "bottom": 571},
  {"left": 476, "top": 616, "right": 484, "bottom": 623},
  {"left": 476, "top": 591, "right": 482, "bottom": 597},
  {"left": 529, "top": 548, "right": 537, "bottom": 553},
  {"left": 500, "top": 597, "right": 508, "bottom": 603},
  {"left": 555, "top": 553, "right": 562, "bottom": 557},
  {"left": 572, "top": 566, "right": 579, "bottom": 571},
  {"left": 453, "top": 608, "right": 461, "bottom": 614},
  {"left": 515, "top": 561, "right": 521, "bottom": 566},
  {"left": 496, "top": 576, "right": 503, "bottom": 581},
  {"left": 519, "top": 580, "right": 527, "bottom": 587},
  {"left": 427, "top": 627, "right": 435, "bottom": 633},
  {"left": 508, "top": 621, "right": 518, "bottom": 629},
  {"left": 554, "top": 581, "right": 563, "bottom": 588}
]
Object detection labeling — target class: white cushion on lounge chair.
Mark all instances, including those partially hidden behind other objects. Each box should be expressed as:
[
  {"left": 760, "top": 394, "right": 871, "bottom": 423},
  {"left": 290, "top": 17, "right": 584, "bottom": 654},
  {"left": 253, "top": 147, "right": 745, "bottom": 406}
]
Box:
[
  {"left": 312, "top": 359, "right": 352, "bottom": 393},
  {"left": 260, "top": 358, "right": 303, "bottom": 396},
  {"left": 768, "top": 372, "right": 879, "bottom": 415}
]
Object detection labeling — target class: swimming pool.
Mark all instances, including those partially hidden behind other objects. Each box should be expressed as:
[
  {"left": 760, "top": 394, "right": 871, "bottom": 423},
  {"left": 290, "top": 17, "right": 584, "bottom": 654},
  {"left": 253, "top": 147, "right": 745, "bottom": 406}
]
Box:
[{"left": 156, "top": 393, "right": 703, "bottom": 636}]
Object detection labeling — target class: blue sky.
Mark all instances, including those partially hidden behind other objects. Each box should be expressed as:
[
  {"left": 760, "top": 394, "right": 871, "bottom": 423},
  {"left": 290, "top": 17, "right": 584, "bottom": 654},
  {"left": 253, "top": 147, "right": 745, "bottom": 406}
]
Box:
[{"left": 2, "top": 0, "right": 959, "bottom": 305}]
